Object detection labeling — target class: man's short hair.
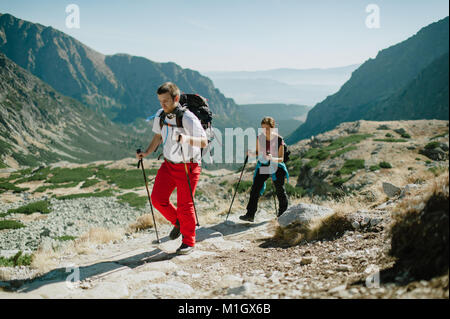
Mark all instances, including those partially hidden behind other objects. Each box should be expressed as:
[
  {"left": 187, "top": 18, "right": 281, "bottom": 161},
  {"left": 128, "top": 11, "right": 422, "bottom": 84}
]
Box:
[
  {"left": 261, "top": 116, "right": 276, "bottom": 128},
  {"left": 157, "top": 82, "right": 180, "bottom": 100}
]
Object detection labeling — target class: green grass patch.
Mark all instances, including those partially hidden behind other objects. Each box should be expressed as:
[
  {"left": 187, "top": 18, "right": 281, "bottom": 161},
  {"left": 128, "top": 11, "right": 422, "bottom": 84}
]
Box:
[
  {"left": 81, "top": 179, "right": 101, "bottom": 189},
  {"left": 232, "top": 180, "right": 254, "bottom": 193},
  {"left": 0, "top": 220, "right": 25, "bottom": 230},
  {"left": 0, "top": 182, "right": 30, "bottom": 193},
  {"left": 369, "top": 165, "right": 380, "bottom": 171},
  {"left": 430, "top": 132, "right": 449, "bottom": 140},
  {"left": 96, "top": 167, "right": 157, "bottom": 189},
  {"left": 337, "top": 159, "right": 365, "bottom": 175},
  {"left": 331, "top": 146, "right": 358, "bottom": 159},
  {"left": 117, "top": 192, "right": 148, "bottom": 209},
  {"left": 47, "top": 167, "right": 95, "bottom": 184},
  {"left": 373, "top": 138, "right": 408, "bottom": 143},
  {"left": 13, "top": 167, "right": 52, "bottom": 184},
  {"left": 11, "top": 152, "right": 40, "bottom": 167},
  {"left": 34, "top": 182, "right": 79, "bottom": 193},
  {"left": 285, "top": 184, "right": 307, "bottom": 197},
  {"left": 0, "top": 251, "right": 32, "bottom": 267},
  {"left": 6, "top": 200, "right": 51, "bottom": 216},
  {"left": 53, "top": 235, "right": 77, "bottom": 242},
  {"left": 428, "top": 166, "right": 447, "bottom": 177},
  {"left": 323, "top": 134, "right": 372, "bottom": 152},
  {"left": 219, "top": 180, "right": 228, "bottom": 187},
  {"left": 55, "top": 189, "right": 115, "bottom": 200},
  {"left": 305, "top": 159, "right": 320, "bottom": 169},
  {"left": 303, "top": 148, "right": 330, "bottom": 161},
  {"left": 331, "top": 176, "right": 351, "bottom": 187},
  {"left": 287, "top": 158, "right": 303, "bottom": 177},
  {"left": 393, "top": 128, "right": 411, "bottom": 139}
]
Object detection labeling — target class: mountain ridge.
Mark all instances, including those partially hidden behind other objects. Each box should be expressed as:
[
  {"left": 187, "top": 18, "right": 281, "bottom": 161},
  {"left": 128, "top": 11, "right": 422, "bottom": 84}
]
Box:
[{"left": 286, "top": 16, "right": 449, "bottom": 144}]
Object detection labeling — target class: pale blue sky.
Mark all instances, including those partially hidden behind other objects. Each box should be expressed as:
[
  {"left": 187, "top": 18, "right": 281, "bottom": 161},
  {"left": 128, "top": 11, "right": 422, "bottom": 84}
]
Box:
[{"left": 0, "top": 0, "right": 448, "bottom": 71}]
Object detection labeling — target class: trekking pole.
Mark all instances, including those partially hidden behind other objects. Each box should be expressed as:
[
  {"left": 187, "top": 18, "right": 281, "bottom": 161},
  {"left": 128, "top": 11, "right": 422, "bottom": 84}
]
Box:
[
  {"left": 178, "top": 140, "right": 200, "bottom": 227},
  {"left": 272, "top": 178, "right": 278, "bottom": 216},
  {"left": 136, "top": 149, "right": 161, "bottom": 243},
  {"left": 226, "top": 155, "right": 249, "bottom": 221}
]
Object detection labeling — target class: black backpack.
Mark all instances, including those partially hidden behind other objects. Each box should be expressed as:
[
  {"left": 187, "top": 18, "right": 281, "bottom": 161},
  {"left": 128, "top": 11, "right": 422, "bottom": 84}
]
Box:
[
  {"left": 158, "top": 93, "right": 213, "bottom": 156},
  {"left": 278, "top": 136, "right": 291, "bottom": 163},
  {"left": 159, "top": 94, "right": 212, "bottom": 131}
]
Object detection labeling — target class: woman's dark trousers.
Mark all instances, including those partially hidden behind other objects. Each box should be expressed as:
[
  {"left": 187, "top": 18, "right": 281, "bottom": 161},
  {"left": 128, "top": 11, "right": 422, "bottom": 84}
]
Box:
[{"left": 246, "top": 166, "right": 288, "bottom": 218}]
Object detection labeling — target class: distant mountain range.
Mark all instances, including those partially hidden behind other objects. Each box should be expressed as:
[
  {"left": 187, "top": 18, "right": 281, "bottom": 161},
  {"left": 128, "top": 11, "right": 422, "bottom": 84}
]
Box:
[
  {"left": 203, "top": 65, "right": 360, "bottom": 106},
  {"left": 286, "top": 16, "right": 449, "bottom": 144},
  {"left": 0, "top": 52, "right": 137, "bottom": 167},
  {"left": 0, "top": 13, "right": 244, "bottom": 128},
  {"left": 237, "top": 103, "right": 311, "bottom": 137}
]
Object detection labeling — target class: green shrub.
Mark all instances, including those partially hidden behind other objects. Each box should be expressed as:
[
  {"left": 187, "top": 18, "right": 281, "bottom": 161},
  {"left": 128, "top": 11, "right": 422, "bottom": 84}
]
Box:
[
  {"left": 379, "top": 161, "right": 392, "bottom": 169},
  {"left": 6, "top": 200, "right": 51, "bottom": 215},
  {"left": 373, "top": 138, "right": 408, "bottom": 143},
  {"left": 117, "top": 192, "right": 148, "bottom": 209},
  {"left": 0, "top": 220, "right": 25, "bottom": 230},
  {"left": 385, "top": 133, "right": 393, "bottom": 138},
  {"left": 0, "top": 251, "right": 32, "bottom": 267},
  {"left": 337, "top": 159, "right": 365, "bottom": 175},
  {"left": 425, "top": 142, "right": 440, "bottom": 150},
  {"left": 81, "top": 179, "right": 101, "bottom": 189},
  {"left": 232, "top": 180, "right": 253, "bottom": 193},
  {"left": 430, "top": 132, "right": 448, "bottom": 140},
  {"left": 219, "top": 180, "right": 228, "bottom": 187},
  {"left": 285, "top": 184, "right": 306, "bottom": 197},
  {"left": 331, "top": 176, "right": 351, "bottom": 187},
  {"left": 287, "top": 158, "right": 303, "bottom": 176},
  {"left": 370, "top": 165, "right": 380, "bottom": 171}
]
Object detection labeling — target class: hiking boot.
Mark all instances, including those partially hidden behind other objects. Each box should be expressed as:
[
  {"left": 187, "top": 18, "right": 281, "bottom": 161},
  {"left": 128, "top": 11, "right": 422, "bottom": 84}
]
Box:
[
  {"left": 239, "top": 214, "right": 255, "bottom": 222},
  {"left": 176, "top": 243, "right": 194, "bottom": 255},
  {"left": 169, "top": 221, "right": 181, "bottom": 240}
]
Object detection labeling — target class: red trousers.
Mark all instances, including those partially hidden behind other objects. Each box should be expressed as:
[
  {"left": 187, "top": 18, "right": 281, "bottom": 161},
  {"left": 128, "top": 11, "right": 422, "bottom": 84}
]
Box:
[{"left": 151, "top": 160, "right": 201, "bottom": 247}]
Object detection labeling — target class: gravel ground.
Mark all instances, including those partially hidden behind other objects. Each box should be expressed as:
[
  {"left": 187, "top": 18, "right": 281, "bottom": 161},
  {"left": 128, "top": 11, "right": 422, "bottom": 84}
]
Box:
[{"left": 0, "top": 196, "right": 143, "bottom": 254}]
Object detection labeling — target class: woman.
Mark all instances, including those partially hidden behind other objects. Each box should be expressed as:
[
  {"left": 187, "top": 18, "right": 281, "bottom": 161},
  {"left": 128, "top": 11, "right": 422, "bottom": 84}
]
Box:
[{"left": 240, "top": 117, "right": 289, "bottom": 222}]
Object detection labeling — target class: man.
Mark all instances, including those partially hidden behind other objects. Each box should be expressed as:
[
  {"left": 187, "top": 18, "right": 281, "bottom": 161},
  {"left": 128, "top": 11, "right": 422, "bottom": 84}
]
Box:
[{"left": 137, "top": 82, "right": 208, "bottom": 255}]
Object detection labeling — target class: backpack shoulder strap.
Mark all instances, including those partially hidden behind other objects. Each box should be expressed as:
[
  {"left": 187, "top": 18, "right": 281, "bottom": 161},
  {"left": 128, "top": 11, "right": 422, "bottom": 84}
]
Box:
[{"left": 159, "top": 106, "right": 185, "bottom": 129}]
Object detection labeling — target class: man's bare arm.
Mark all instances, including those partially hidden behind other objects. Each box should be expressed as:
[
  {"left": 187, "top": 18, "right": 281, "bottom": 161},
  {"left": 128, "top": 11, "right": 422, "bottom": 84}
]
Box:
[{"left": 137, "top": 134, "right": 162, "bottom": 158}]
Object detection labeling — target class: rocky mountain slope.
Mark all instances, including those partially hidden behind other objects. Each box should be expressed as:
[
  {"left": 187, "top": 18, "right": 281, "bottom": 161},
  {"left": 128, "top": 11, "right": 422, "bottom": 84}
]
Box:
[
  {"left": 287, "top": 17, "right": 449, "bottom": 144},
  {"left": 0, "top": 52, "right": 139, "bottom": 168},
  {"left": 0, "top": 119, "right": 447, "bottom": 298},
  {"left": 0, "top": 13, "right": 242, "bottom": 127}
]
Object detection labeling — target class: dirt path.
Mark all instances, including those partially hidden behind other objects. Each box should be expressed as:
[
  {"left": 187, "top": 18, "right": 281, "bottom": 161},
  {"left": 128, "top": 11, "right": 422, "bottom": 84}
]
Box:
[{"left": 0, "top": 207, "right": 447, "bottom": 299}]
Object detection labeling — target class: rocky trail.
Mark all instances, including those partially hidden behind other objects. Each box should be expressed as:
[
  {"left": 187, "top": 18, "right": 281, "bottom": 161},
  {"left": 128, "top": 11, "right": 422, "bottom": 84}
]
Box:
[{"left": 0, "top": 204, "right": 447, "bottom": 299}]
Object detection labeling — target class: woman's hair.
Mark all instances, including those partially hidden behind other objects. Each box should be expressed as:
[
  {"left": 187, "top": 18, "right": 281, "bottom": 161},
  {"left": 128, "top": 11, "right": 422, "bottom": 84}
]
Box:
[
  {"left": 157, "top": 82, "right": 180, "bottom": 100},
  {"left": 261, "top": 116, "right": 275, "bottom": 128}
]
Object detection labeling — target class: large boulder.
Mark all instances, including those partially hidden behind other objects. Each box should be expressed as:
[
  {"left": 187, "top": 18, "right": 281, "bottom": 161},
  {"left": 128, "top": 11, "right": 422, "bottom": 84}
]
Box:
[
  {"left": 278, "top": 203, "right": 335, "bottom": 228},
  {"left": 382, "top": 182, "right": 401, "bottom": 198},
  {"left": 419, "top": 142, "right": 449, "bottom": 161}
]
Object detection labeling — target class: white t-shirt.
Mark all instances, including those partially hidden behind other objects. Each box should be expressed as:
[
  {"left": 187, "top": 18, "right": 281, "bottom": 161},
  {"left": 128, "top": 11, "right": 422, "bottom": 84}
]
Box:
[{"left": 152, "top": 107, "right": 207, "bottom": 164}]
